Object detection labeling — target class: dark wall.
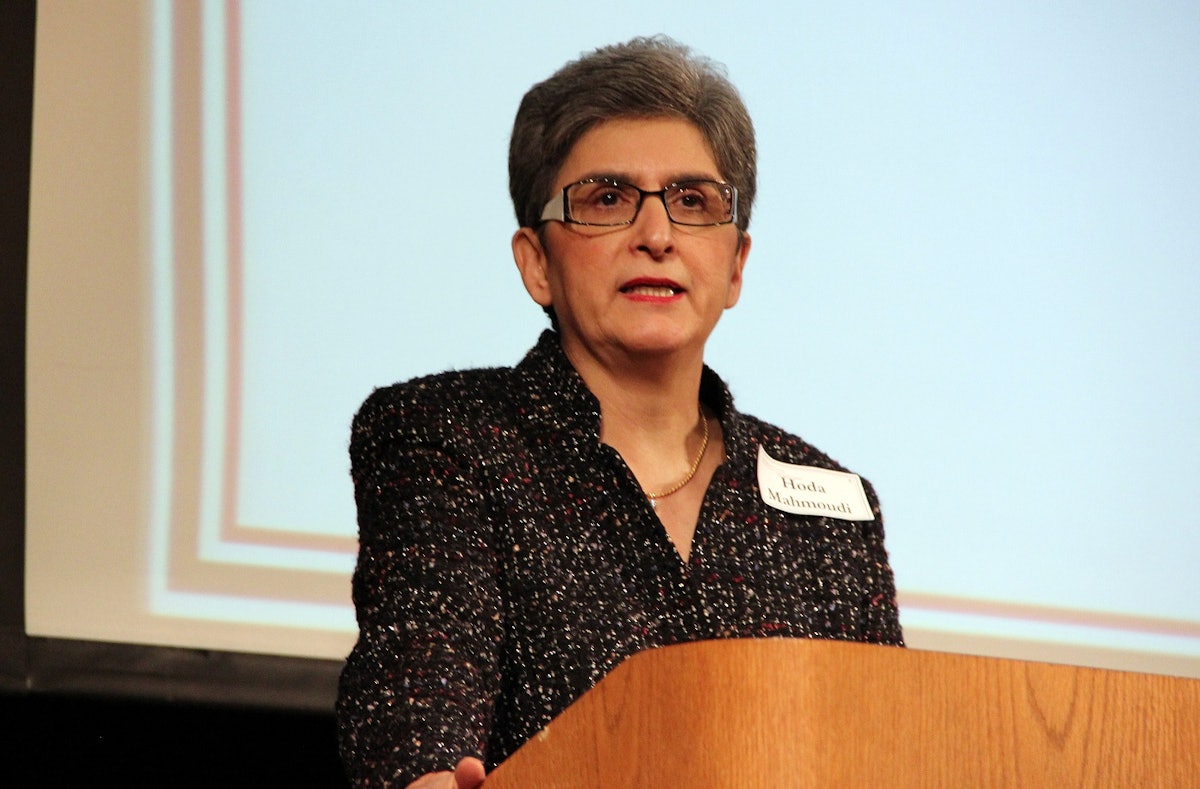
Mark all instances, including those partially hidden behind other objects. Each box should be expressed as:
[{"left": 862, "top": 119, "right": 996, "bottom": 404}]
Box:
[
  {"left": 0, "top": 0, "right": 34, "bottom": 681},
  {"left": 3, "top": 4, "right": 348, "bottom": 784},
  {"left": 2, "top": 692, "right": 349, "bottom": 786}
]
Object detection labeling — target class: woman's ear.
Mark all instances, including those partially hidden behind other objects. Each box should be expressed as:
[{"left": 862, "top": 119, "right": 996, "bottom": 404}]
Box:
[
  {"left": 725, "top": 231, "right": 751, "bottom": 309},
  {"left": 512, "top": 227, "right": 553, "bottom": 308}
]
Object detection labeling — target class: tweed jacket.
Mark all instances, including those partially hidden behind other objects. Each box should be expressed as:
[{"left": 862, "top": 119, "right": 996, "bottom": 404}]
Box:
[{"left": 336, "top": 331, "right": 903, "bottom": 786}]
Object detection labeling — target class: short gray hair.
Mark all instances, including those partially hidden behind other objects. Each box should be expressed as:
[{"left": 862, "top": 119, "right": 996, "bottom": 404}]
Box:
[{"left": 508, "top": 36, "right": 757, "bottom": 233}]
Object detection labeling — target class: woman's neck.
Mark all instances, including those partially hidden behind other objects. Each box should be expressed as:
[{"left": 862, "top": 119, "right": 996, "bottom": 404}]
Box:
[
  {"left": 561, "top": 339, "right": 712, "bottom": 495},
  {"left": 562, "top": 339, "right": 704, "bottom": 432}
]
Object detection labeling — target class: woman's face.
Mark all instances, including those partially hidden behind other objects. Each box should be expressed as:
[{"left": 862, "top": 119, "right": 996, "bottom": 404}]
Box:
[{"left": 513, "top": 117, "right": 751, "bottom": 370}]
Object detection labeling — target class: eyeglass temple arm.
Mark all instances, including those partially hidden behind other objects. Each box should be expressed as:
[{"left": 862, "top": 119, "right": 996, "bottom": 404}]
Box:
[{"left": 540, "top": 190, "right": 566, "bottom": 222}]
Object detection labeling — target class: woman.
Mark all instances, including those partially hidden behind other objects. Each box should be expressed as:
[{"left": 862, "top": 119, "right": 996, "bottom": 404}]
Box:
[{"left": 336, "top": 36, "right": 903, "bottom": 788}]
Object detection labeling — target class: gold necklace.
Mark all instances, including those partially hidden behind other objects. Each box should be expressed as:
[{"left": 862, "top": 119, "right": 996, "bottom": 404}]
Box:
[{"left": 645, "top": 407, "right": 710, "bottom": 509}]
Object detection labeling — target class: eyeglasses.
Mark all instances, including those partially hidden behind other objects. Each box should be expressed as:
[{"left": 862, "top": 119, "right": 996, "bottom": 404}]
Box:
[{"left": 540, "top": 178, "right": 738, "bottom": 227}]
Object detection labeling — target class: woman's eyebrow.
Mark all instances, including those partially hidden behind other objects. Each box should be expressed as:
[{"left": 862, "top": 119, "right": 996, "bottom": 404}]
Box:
[
  {"left": 570, "top": 171, "right": 723, "bottom": 186},
  {"left": 570, "top": 171, "right": 634, "bottom": 184}
]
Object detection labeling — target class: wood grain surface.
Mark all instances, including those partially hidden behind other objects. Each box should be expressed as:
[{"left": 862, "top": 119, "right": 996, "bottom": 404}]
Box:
[{"left": 484, "top": 639, "right": 1200, "bottom": 788}]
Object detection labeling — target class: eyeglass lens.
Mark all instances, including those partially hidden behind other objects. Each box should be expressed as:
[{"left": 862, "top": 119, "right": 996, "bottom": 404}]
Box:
[{"left": 567, "top": 180, "right": 733, "bottom": 226}]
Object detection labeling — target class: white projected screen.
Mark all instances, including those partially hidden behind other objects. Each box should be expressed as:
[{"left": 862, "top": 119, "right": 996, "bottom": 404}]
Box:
[{"left": 26, "top": 1, "right": 1200, "bottom": 677}]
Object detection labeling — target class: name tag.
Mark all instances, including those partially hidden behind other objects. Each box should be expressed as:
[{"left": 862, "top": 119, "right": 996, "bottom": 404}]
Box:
[{"left": 756, "top": 446, "right": 873, "bottom": 521}]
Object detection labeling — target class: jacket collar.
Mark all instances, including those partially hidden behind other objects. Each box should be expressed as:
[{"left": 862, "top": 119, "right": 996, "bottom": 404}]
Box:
[{"left": 510, "top": 331, "right": 603, "bottom": 454}]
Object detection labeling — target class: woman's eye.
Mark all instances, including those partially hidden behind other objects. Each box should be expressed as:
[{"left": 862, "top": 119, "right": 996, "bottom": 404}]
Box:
[
  {"left": 673, "top": 190, "right": 708, "bottom": 211},
  {"left": 581, "top": 186, "right": 634, "bottom": 211}
]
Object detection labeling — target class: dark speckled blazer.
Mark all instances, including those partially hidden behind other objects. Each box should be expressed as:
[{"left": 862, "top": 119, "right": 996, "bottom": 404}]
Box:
[{"left": 336, "top": 330, "right": 903, "bottom": 787}]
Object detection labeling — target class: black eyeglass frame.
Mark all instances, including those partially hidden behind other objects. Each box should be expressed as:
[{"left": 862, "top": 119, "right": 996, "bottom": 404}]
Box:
[{"left": 539, "top": 177, "right": 739, "bottom": 227}]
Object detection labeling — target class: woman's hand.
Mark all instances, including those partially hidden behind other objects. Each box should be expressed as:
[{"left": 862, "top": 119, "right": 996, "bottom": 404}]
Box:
[{"left": 406, "top": 757, "right": 486, "bottom": 789}]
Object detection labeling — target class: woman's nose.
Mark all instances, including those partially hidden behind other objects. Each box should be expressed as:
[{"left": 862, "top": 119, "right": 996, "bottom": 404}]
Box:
[{"left": 631, "top": 194, "right": 675, "bottom": 258}]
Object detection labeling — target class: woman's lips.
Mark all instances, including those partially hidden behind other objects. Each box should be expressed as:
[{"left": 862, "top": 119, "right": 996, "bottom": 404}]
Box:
[{"left": 620, "top": 278, "right": 684, "bottom": 299}]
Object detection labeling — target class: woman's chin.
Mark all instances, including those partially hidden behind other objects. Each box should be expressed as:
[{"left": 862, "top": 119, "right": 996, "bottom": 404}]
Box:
[
  {"left": 615, "top": 325, "right": 706, "bottom": 358},
  {"left": 561, "top": 318, "right": 712, "bottom": 363}
]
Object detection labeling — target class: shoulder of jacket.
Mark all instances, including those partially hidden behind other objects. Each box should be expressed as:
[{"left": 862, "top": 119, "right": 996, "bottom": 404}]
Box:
[
  {"left": 736, "top": 411, "right": 855, "bottom": 476},
  {"left": 351, "top": 366, "right": 513, "bottom": 439}
]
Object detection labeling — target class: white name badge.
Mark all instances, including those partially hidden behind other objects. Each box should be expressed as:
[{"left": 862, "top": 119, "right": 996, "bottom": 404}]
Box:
[{"left": 756, "top": 446, "right": 873, "bottom": 521}]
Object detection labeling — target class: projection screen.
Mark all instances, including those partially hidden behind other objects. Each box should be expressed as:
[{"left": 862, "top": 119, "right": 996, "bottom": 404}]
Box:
[{"left": 26, "top": 1, "right": 1200, "bottom": 680}]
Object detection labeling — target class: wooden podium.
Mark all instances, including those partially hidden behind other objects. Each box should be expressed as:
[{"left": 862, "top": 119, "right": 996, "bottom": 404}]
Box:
[{"left": 483, "top": 639, "right": 1200, "bottom": 787}]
